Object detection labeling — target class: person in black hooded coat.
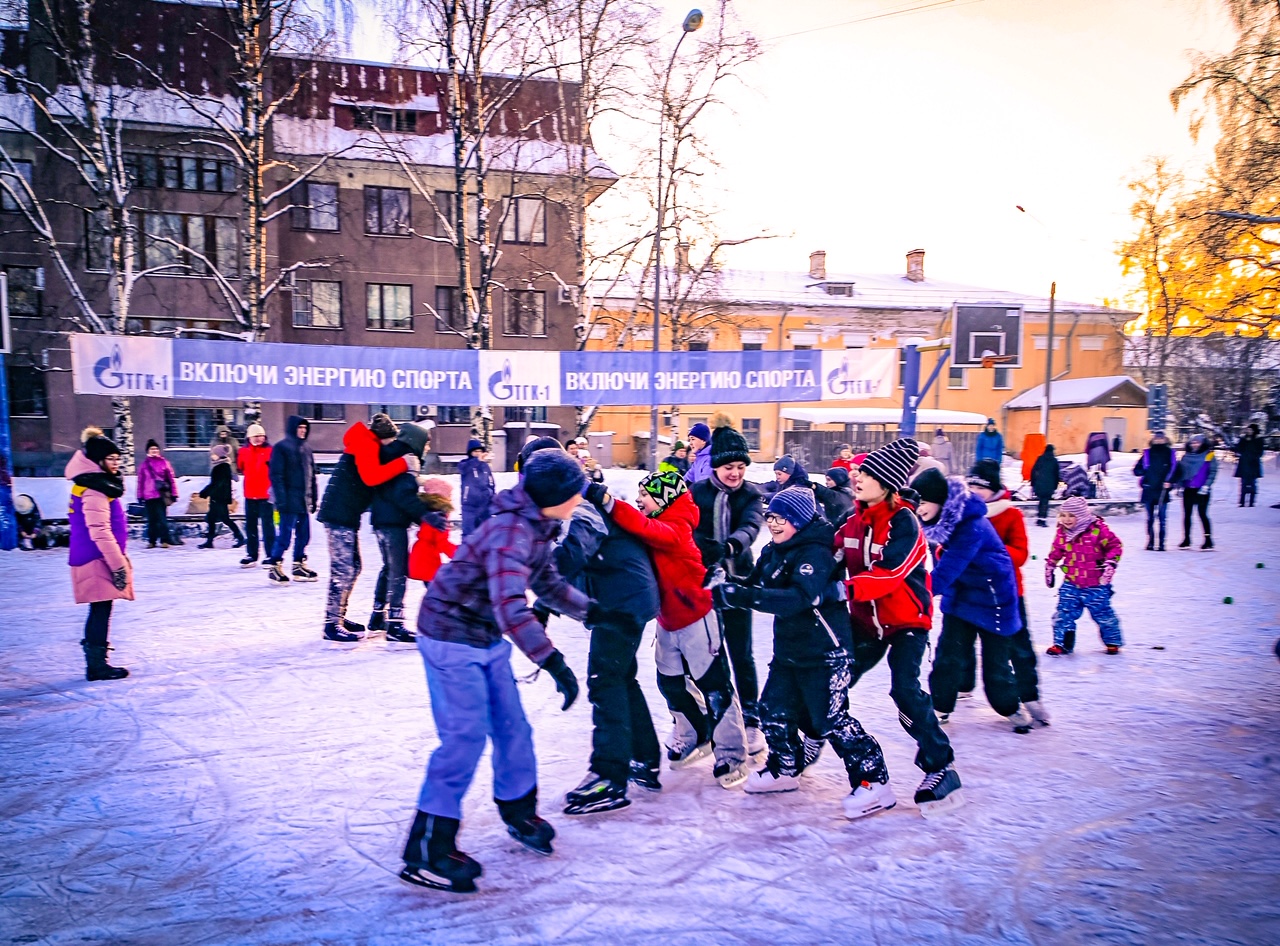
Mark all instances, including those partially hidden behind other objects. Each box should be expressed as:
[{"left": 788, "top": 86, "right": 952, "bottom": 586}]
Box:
[
  {"left": 812, "top": 466, "right": 855, "bottom": 528},
  {"left": 1133, "top": 432, "right": 1176, "bottom": 549},
  {"left": 1233, "top": 423, "right": 1264, "bottom": 507},
  {"left": 1029, "top": 444, "right": 1060, "bottom": 526},
  {"left": 267, "top": 415, "right": 316, "bottom": 577},
  {"left": 369, "top": 422, "right": 434, "bottom": 640}
]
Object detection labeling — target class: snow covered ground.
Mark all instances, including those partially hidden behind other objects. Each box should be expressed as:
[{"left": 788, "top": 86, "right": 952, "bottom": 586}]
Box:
[{"left": 1, "top": 474, "right": 1277, "bottom": 945}]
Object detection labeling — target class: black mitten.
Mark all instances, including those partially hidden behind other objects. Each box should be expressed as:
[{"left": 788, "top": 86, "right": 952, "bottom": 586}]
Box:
[{"left": 540, "top": 649, "right": 579, "bottom": 711}]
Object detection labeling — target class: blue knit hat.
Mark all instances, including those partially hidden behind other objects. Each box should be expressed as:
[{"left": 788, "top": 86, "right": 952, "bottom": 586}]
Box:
[
  {"left": 466, "top": 438, "right": 484, "bottom": 455},
  {"left": 774, "top": 455, "right": 797, "bottom": 475},
  {"left": 689, "top": 422, "right": 711, "bottom": 442},
  {"left": 523, "top": 449, "right": 586, "bottom": 509},
  {"left": 826, "top": 466, "right": 850, "bottom": 489},
  {"left": 767, "top": 486, "right": 817, "bottom": 529}
]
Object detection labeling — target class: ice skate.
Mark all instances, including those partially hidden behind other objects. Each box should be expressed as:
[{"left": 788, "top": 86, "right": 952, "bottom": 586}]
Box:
[
  {"left": 341, "top": 618, "right": 367, "bottom": 637},
  {"left": 563, "top": 773, "right": 631, "bottom": 815},
  {"left": 498, "top": 789, "right": 555, "bottom": 856},
  {"left": 628, "top": 761, "right": 662, "bottom": 793},
  {"left": 367, "top": 608, "right": 387, "bottom": 633},
  {"left": 1106, "top": 644, "right": 1121, "bottom": 655},
  {"left": 936, "top": 711, "right": 951, "bottom": 725},
  {"left": 713, "top": 760, "right": 750, "bottom": 789},
  {"left": 745, "top": 725, "right": 768, "bottom": 758},
  {"left": 1202, "top": 536, "right": 1214, "bottom": 551},
  {"left": 666, "top": 738, "right": 713, "bottom": 769},
  {"left": 799, "top": 735, "right": 824, "bottom": 774},
  {"left": 1009, "top": 705, "right": 1034, "bottom": 734},
  {"left": 291, "top": 561, "right": 318, "bottom": 582},
  {"left": 268, "top": 562, "right": 290, "bottom": 583},
  {"left": 1025, "top": 700, "right": 1050, "bottom": 727},
  {"left": 322, "top": 621, "right": 363, "bottom": 643},
  {"left": 401, "top": 812, "right": 481, "bottom": 893},
  {"left": 239, "top": 556, "right": 257, "bottom": 568},
  {"left": 385, "top": 619, "right": 415, "bottom": 643},
  {"left": 914, "top": 765, "right": 964, "bottom": 817},
  {"left": 1045, "top": 644, "right": 1070, "bottom": 656},
  {"left": 743, "top": 762, "right": 799, "bottom": 794},
  {"left": 843, "top": 778, "right": 897, "bottom": 819}
]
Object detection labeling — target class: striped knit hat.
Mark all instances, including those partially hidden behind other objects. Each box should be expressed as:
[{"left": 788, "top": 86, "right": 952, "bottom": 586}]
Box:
[
  {"left": 858, "top": 438, "right": 919, "bottom": 494},
  {"left": 639, "top": 469, "right": 687, "bottom": 515},
  {"left": 767, "top": 486, "right": 817, "bottom": 529},
  {"left": 1059, "top": 495, "right": 1095, "bottom": 538}
]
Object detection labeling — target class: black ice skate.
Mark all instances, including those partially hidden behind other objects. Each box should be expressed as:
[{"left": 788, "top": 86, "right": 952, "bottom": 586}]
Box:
[
  {"left": 323, "top": 621, "right": 363, "bottom": 643},
  {"left": 563, "top": 772, "right": 631, "bottom": 815},
  {"left": 914, "top": 765, "right": 964, "bottom": 817},
  {"left": 385, "top": 618, "right": 415, "bottom": 643},
  {"left": 239, "top": 556, "right": 257, "bottom": 568},
  {"left": 368, "top": 608, "right": 387, "bottom": 633},
  {"left": 628, "top": 760, "right": 662, "bottom": 793},
  {"left": 497, "top": 788, "right": 555, "bottom": 855},
  {"left": 401, "top": 811, "right": 482, "bottom": 893},
  {"left": 666, "top": 739, "right": 713, "bottom": 769},
  {"left": 291, "top": 561, "right": 318, "bottom": 582},
  {"left": 267, "top": 563, "right": 290, "bottom": 584}
]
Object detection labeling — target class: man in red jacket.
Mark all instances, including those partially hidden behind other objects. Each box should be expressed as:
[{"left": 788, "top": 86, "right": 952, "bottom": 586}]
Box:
[
  {"left": 836, "top": 438, "right": 961, "bottom": 815},
  {"left": 236, "top": 424, "right": 275, "bottom": 568},
  {"left": 596, "top": 471, "right": 750, "bottom": 789}
]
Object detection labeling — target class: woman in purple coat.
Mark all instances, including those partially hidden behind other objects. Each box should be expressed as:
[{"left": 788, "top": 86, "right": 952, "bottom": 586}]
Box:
[
  {"left": 136, "top": 439, "right": 179, "bottom": 547},
  {"left": 67, "top": 428, "right": 134, "bottom": 680}
]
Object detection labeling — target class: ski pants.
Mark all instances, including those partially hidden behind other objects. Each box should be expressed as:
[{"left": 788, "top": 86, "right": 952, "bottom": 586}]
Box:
[
  {"left": 1182, "top": 490, "right": 1211, "bottom": 542},
  {"left": 461, "top": 503, "right": 491, "bottom": 537},
  {"left": 324, "top": 525, "right": 361, "bottom": 624},
  {"left": 720, "top": 604, "right": 760, "bottom": 727},
  {"left": 416, "top": 637, "right": 536, "bottom": 821},
  {"left": 84, "top": 600, "right": 112, "bottom": 647},
  {"left": 373, "top": 527, "right": 410, "bottom": 617},
  {"left": 1053, "top": 581, "right": 1122, "bottom": 648},
  {"left": 144, "top": 498, "right": 173, "bottom": 545},
  {"left": 1144, "top": 496, "right": 1169, "bottom": 546},
  {"left": 587, "top": 615, "right": 660, "bottom": 784},
  {"left": 244, "top": 498, "right": 276, "bottom": 561},
  {"left": 1239, "top": 478, "right": 1258, "bottom": 506},
  {"left": 270, "top": 512, "right": 310, "bottom": 564},
  {"left": 205, "top": 500, "right": 244, "bottom": 543},
  {"left": 654, "top": 612, "right": 747, "bottom": 766},
  {"left": 955, "top": 597, "right": 1039, "bottom": 704},
  {"left": 761, "top": 655, "right": 886, "bottom": 785},
  {"left": 929, "top": 614, "right": 1020, "bottom": 717},
  {"left": 850, "top": 629, "right": 954, "bottom": 774}
]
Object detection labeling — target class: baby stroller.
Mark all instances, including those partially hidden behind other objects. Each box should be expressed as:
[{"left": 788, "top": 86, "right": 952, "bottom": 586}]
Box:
[{"left": 1058, "top": 461, "right": 1095, "bottom": 500}]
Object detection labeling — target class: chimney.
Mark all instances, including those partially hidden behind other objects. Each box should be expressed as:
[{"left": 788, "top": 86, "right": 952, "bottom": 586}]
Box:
[
  {"left": 905, "top": 248, "right": 925, "bottom": 282},
  {"left": 675, "top": 242, "right": 691, "bottom": 275},
  {"left": 809, "top": 250, "right": 826, "bottom": 280}
]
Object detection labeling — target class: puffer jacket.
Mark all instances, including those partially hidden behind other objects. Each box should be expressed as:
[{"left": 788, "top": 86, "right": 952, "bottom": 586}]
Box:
[
  {"left": 199, "top": 461, "right": 234, "bottom": 505},
  {"left": 237, "top": 443, "right": 273, "bottom": 500},
  {"left": 982, "top": 489, "right": 1028, "bottom": 597},
  {"left": 268, "top": 415, "right": 316, "bottom": 515},
  {"left": 684, "top": 444, "right": 713, "bottom": 484},
  {"left": 1173, "top": 443, "right": 1218, "bottom": 493},
  {"left": 975, "top": 429, "right": 1004, "bottom": 465},
  {"left": 369, "top": 441, "right": 428, "bottom": 530},
  {"left": 136, "top": 454, "right": 177, "bottom": 502},
  {"left": 1030, "top": 451, "right": 1060, "bottom": 498},
  {"left": 924, "top": 478, "right": 1021, "bottom": 636},
  {"left": 741, "top": 517, "right": 851, "bottom": 666},
  {"left": 318, "top": 422, "right": 410, "bottom": 528},
  {"left": 608, "top": 491, "right": 713, "bottom": 631},
  {"left": 1133, "top": 443, "right": 1176, "bottom": 505},
  {"left": 691, "top": 474, "right": 764, "bottom": 580},
  {"left": 554, "top": 500, "right": 659, "bottom": 626},
  {"left": 458, "top": 455, "right": 496, "bottom": 511},
  {"left": 418, "top": 485, "right": 590, "bottom": 664},
  {"left": 408, "top": 521, "right": 459, "bottom": 582},
  {"left": 1047, "top": 517, "right": 1122, "bottom": 589},
  {"left": 835, "top": 496, "right": 932, "bottom": 638},
  {"left": 66, "top": 451, "right": 134, "bottom": 604}
]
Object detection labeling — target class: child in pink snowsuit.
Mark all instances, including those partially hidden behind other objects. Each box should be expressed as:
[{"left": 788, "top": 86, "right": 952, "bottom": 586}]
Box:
[{"left": 1044, "top": 496, "right": 1123, "bottom": 655}]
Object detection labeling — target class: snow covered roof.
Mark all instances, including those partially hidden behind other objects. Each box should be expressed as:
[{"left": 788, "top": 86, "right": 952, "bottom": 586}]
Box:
[
  {"left": 1004, "top": 375, "right": 1147, "bottom": 410},
  {"left": 591, "top": 269, "right": 1134, "bottom": 317},
  {"left": 782, "top": 407, "right": 990, "bottom": 426}
]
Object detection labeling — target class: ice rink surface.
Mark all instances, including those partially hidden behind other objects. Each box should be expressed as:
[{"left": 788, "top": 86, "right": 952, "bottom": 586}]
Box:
[{"left": 1, "top": 468, "right": 1277, "bottom": 945}]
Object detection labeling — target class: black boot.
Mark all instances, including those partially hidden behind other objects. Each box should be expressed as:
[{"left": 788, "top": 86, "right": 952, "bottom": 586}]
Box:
[
  {"left": 1202, "top": 534, "right": 1214, "bottom": 551},
  {"left": 82, "top": 640, "right": 129, "bottom": 681},
  {"left": 1178, "top": 537, "right": 1191, "bottom": 549},
  {"left": 368, "top": 608, "right": 387, "bottom": 633},
  {"left": 400, "top": 811, "right": 482, "bottom": 893},
  {"left": 497, "top": 787, "right": 555, "bottom": 855},
  {"left": 386, "top": 609, "right": 415, "bottom": 642}
]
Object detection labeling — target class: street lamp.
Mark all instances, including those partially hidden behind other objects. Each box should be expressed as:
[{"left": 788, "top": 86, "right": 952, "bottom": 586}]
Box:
[{"left": 650, "top": 8, "right": 703, "bottom": 471}]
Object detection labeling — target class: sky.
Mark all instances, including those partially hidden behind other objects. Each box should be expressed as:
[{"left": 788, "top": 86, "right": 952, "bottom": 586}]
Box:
[{"left": 349, "top": 0, "right": 1241, "bottom": 307}]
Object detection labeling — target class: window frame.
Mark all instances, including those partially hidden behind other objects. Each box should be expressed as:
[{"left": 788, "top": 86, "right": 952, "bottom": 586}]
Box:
[
  {"left": 741, "top": 418, "right": 761, "bottom": 452},
  {"left": 0, "top": 159, "right": 33, "bottom": 211},
  {"left": 291, "top": 180, "right": 340, "bottom": 232},
  {"left": 364, "top": 185, "right": 412, "bottom": 237},
  {"left": 2, "top": 265, "right": 41, "bottom": 317},
  {"left": 501, "top": 196, "right": 547, "bottom": 245},
  {"left": 296, "top": 402, "right": 345, "bottom": 423},
  {"left": 992, "top": 366, "right": 1013, "bottom": 390},
  {"left": 503, "top": 289, "right": 547, "bottom": 337},
  {"left": 136, "top": 210, "right": 239, "bottom": 278},
  {"left": 292, "top": 279, "right": 343, "bottom": 329},
  {"left": 6, "top": 364, "right": 48, "bottom": 416},
  {"left": 947, "top": 366, "right": 968, "bottom": 390},
  {"left": 366, "top": 282, "right": 414, "bottom": 332}
]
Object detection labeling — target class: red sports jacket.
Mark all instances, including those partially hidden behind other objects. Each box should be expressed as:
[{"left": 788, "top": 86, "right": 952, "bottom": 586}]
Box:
[
  {"left": 983, "top": 490, "right": 1028, "bottom": 597},
  {"left": 609, "top": 492, "right": 713, "bottom": 631},
  {"left": 835, "top": 497, "right": 932, "bottom": 637},
  {"left": 237, "top": 443, "right": 273, "bottom": 501}
]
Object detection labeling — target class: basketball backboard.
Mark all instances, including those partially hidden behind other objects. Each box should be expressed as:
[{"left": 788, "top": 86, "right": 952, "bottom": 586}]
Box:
[{"left": 951, "top": 304, "right": 1023, "bottom": 368}]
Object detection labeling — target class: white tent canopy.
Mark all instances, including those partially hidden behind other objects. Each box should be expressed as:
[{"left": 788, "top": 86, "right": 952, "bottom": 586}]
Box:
[{"left": 781, "top": 407, "right": 989, "bottom": 426}]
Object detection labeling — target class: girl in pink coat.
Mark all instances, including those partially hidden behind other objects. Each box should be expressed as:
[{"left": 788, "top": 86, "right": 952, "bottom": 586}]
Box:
[{"left": 67, "top": 428, "right": 134, "bottom": 680}]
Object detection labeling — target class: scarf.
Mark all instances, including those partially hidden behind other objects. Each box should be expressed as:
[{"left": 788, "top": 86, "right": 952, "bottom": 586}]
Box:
[
  {"left": 1063, "top": 510, "right": 1096, "bottom": 541},
  {"left": 708, "top": 471, "right": 747, "bottom": 577},
  {"left": 73, "top": 470, "right": 125, "bottom": 499}
]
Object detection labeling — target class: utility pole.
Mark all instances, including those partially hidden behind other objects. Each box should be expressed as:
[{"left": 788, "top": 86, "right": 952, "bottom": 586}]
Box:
[{"left": 1041, "top": 281, "right": 1056, "bottom": 437}]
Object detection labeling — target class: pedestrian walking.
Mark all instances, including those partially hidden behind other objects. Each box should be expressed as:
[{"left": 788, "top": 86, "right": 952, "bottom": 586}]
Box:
[
  {"left": 197, "top": 445, "right": 245, "bottom": 549},
  {"left": 236, "top": 424, "right": 275, "bottom": 567},
  {"left": 1133, "top": 432, "right": 1176, "bottom": 550},
  {"left": 266, "top": 415, "right": 317, "bottom": 583},
  {"left": 1173, "top": 434, "right": 1217, "bottom": 550},
  {"left": 136, "top": 439, "right": 179, "bottom": 548},
  {"left": 458, "top": 438, "right": 496, "bottom": 536},
  {"left": 931, "top": 429, "right": 954, "bottom": 475},
  {"left": 1233, "top": 423, "right": 1264, "bottom": 507},
  {"left": 1030, "top": 443, "right": 1061, "bottom": 526}
]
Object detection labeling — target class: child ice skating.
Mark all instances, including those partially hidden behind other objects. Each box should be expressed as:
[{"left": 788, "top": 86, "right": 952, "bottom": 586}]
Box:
[
  {"left": 408, "top": 476, "right": 458, "bottom": 589},
  {"left": 1045, "top": 496, "right": 1124, "bottom": 655},
  {"left": 401, "top": 448, "right": 590, "bottom": 893},
  {"left": 835, "top": 438, "right": 963, "bottom": 815},
  {"left": 717, "top": 487, "right": 895, "bottom": 820},
  {"left": 458, "top": 439, "right": 495, "bottom": 535},
  {"left": 197, "top": 445, "right": 245, "bottom": 549}
]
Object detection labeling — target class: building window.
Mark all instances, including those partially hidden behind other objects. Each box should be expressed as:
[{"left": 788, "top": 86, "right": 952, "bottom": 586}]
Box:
[
  {"left": 438, "top": 406, "right": 473, "bottom": 424},
  {"left": 687, "top": 340, "right": 710, "bottom": 352},
  {"left": 367, "top": 283, "right": 412, "bottom": 331},
  {"left": 741, "top": 418, "right": 761, "bottom": 452},
  {"left": 993, "top": 366, "right": 1013, "bottom": 389},
  {"left": 435, "top": 286, "right": 467, "bottom": 331},
  {"left": 7, "top": 364, "right": 47, "bottom": 416},
  {"left": 501, "top": 196, "right": 546, "bottom": 244},
  {"left": 1032, "top": 335, "right": 1063, "bottom": 350},
  {"left": 138, "top": 212, "right": 238, "bottom": 276},
  {"left": 791, "top": 420, "right": 811, "bottom": 431},
  {"left": 85, "top": 210, "right": 112, "bottom": 272},
  {"left": 291, "top": 181, "right": 339, "bottom": 231},
  {"left": 297, "top": 403, "right": 344, "bottom": 422},
  {"left": 434, "top": 190, "right": 479, "bottom": 238},
  {"left": 504, "top": 406, "right": 546, "bottom": 424},
  {"left": 292, "top": 280, "right": 342, "bottom": 328},
  {"left": 364, "top": 186, "right": 411, "bottom": 236},
  {"left": 0, "top": 159, "right": 32, "bottom": 211},
  {"left": 742, "top": 342, "right": 763, "bottom": 352},
  {"left": 370, "top": 404, "right": 417, "bottom": 423},
  {"left": 164, "top": 408, "right": 244, "bottom": 448},
  {"left": 504, "top": 290, "right": 546, "bottom": 336},
  {"left": 123, "top": 152, "right": 234, "bottom": 192},
  {"left": 354, "top": 108, "right": 418, "bottom": 133},
  {"left": 3, "top": 265, "right": 41, "bottom": 316},
  {"left": 792, "top": 344, "right": 813, "bottom": 351},
  {"left": 898, "top": 350, "right": 906, "bottom": 388},
  {"left": 1079, "top": 335, "right": 1105, "bottom": 351},
  {"left": 947, "top": 366, "right": 967, "bottom": 389}
]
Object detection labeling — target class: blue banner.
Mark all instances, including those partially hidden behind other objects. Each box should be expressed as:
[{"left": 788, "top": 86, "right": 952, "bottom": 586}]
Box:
[{"left": 560, "top": 350, "right": 824, "bottom": 406}]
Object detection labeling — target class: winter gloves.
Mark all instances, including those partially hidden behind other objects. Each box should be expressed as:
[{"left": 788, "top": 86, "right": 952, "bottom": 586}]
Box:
[
  {"left": 1045, "top": 560, "right": 1056, "bottom": 589},
  {"left": 1100, "top": 563, "right": 1116, "bottom": 585},
  {"left": 584, "top": 482, "right": 609, "bottom": 507},
  {"left": 540, "top": 649, "right": 579, "bottom": 711},
  {"left": 111, "top": 566, "right": 129, "bottom": 591},
  {"left": 724, "top": 537, "right": 743, "bottom": 558},
  {"left": 713, "top": 582, "right": 755, "bottom": 610}
]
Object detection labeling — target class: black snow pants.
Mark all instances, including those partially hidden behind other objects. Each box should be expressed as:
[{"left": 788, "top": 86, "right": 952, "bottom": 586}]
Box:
[
  {"left": 244, "top": 498, "right": 276, "bottom": 561},
  {"left": 850, "top": 629, "right": 954, "bottom": 774},
  {"left": 929, "top": 614, "right": 1020, "bottom": 717},
  {"left": 205, "top": 500, "right": 244, "bottom": 543},
  {"left": 761, "top": 655, "right": 886, "bottom": 784},
  {"left": 144, "top": 498, "right": 173, "bottom": 545},
  {"left": 956, "top": 597, "right": 1039, "bottom": 703},
  {"left": 586, "top": 616, "right": 661, "bottom": 784},
  {"left": 1182, "top": 490, "right": 1211, "bottom": 542},
  {"left": 719, "top": 604, "right": 760, "bottom": 727}
]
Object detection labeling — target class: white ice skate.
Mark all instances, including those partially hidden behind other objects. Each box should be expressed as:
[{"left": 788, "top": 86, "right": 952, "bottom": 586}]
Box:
[
  {"left": 743, "top": 766, "right": 799, "bottom": 794},
  {"left": 745, "top": 726, "right": 768, "bottom": 758},
  {"left": 714, "top": 760, "right": 751, "bottom": 789},
  {"left": 666, "top": 739, "right": 713, "bottom": 769},
  {"left": 1009, "top": 705, "right": 1034, "bottom": 734},
  {"left": 843, "top": 779, "right": 897, "bottom": 819},
  {"left": 1025, "top": 700, "right": 1051, "bottom": 727}
]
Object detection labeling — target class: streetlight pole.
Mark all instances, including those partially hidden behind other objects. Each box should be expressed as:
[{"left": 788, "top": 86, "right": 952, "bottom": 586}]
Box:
[
  {"left": 1042, "top": 280, "right": 1056, "bottom": 437},
  {"left": 650, "top": 9, "right": 703, "bottom": 471}
]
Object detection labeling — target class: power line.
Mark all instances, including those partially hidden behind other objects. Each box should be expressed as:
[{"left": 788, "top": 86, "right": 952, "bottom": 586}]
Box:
[{"left": 764, "top": 0, "right": 986, "bottom": 43}]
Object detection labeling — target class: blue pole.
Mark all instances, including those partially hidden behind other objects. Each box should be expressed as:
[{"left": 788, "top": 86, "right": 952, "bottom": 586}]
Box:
[
  {"left": 899, "top": 344, "right": 921, "bottom": 438},
  {"left": 0, "top": 350, "right": 16, "bottom": 551}
]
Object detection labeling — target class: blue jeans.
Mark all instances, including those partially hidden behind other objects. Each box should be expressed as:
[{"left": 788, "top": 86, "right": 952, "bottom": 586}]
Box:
[
  {"left": 1052, "top": 582, "right": 1122, "bottom": 648},
  {"left": 269, "top": 512, "right": 310, "bottom": 564},
  {"left": 1144, "top": 497, "right": 1168, "bottom": 545},
  {"left": 416, "top": 637, "right": 537, "bottom": 820}
]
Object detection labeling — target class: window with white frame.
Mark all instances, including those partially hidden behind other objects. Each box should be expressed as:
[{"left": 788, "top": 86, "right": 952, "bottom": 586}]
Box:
[
  {"left": 501, "top": 196, "right": 546, "bottom": 244},
  {"left": 1032, "top": 335, "right": 1064, "bottom": 350},
  {"left": 993, "top": 366, "right": 1013, "bottom": 389},
  {"left": 1079, "top": 335, "right": 1105, "bottom": 351},
  {"left": 947, "top": 366, "right": 967, "bottom": 389},
  {"left": 292, "top": 280, "right": 342, "bottom": 328}
]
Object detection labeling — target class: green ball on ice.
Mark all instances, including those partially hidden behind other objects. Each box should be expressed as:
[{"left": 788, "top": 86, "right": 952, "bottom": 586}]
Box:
[
  {"left": 1223, "top": 596, "right": 1234, "bottom": 604},
  {"left": 1257, "top": 562, "right": 1265, "bottom": 569}
]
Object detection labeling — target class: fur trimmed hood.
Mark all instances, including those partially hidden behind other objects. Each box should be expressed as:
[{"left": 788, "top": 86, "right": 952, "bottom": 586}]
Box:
[{"left": 923, "top": 476, "right": 982, "bottom": 546}]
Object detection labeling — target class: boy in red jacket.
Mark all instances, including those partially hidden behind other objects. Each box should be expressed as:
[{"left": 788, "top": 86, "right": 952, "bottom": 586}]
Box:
[
  {"left": 236, "top": 424, "right": 275, "bottom": 567},
  {"left": 966, "top": 459, "right": 1048, "bottom": 730},
  {"left": 595, "top": 471, "right": 750, "bottom": 788},
  {"left": 835, "top": 438, "right": 961, "bottom": 815}
]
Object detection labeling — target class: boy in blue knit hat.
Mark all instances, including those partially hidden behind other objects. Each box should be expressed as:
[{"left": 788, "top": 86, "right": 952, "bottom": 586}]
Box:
[{"left": 458, "top": 438, "right": 495, "bottom": 536}]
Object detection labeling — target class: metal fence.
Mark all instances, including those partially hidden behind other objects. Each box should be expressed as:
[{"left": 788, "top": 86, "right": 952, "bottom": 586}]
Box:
[{"left": 780, "top": 428, "right": 979, "bottom": 477}]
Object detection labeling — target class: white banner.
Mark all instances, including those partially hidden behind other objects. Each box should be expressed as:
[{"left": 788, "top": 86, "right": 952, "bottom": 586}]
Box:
[
  {"left": 478, "top": 350, "right": 562, "bottom": 407},
  {"left": 819, "top": 348, "right": 897, "bottom": 401},
  {"left": 71, "top": 334, "right": 174, "bottom": 397}
]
